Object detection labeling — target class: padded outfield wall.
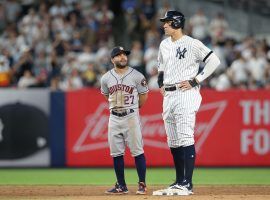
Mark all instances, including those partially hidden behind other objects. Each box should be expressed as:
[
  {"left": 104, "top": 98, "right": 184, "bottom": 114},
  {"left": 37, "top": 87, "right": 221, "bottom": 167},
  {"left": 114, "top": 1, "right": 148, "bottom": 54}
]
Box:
[{"left": 0, "top": 89, "right": 269, "bottom": 167}]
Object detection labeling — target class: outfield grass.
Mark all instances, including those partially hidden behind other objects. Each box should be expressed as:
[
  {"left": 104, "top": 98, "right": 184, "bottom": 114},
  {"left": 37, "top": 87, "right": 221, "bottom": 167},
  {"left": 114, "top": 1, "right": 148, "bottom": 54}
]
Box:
[{"left": 0, "top": 168, "right": 269, "bottom": 185}]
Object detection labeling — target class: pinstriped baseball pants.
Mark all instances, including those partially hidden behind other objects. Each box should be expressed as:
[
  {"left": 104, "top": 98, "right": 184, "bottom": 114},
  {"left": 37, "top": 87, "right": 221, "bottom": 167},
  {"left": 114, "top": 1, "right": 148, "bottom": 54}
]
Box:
[{"left": 162, "top": 88, "right": 202, "bottom": 148}]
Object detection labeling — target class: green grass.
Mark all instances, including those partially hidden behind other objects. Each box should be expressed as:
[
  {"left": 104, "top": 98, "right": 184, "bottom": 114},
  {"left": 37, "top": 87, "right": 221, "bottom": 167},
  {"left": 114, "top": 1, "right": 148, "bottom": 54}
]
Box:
[{"left": 0, "top": 168, "right": 269, "bottom": 185}]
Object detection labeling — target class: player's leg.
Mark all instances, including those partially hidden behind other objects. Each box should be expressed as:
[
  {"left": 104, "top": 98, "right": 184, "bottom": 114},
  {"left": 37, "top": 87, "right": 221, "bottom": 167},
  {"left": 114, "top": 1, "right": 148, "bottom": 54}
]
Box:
[
  {"left": 112, "top": 155, "right": 126, "bottom": 187},
  {"left": 134, "top": 154, "right": 146, "bottom": 183},
  {"left": 163, "top": 100, "right": 184, "bottom": 185},
  {"left": 134, "top": 153, "right": 147, "bottom": 194},
  {"left": 164, "top": 119, "right": 185, "bottom": 186},
  {"left": 106, "top": 116, "right": 128, "bottom": 194},
  {"left": 175, "top": 110, "right": 196, "bottom": 193},
  {"left": 125, "top": 112, "right": 147, "bottom": 194},
  {"left": 170, "top": 146, "right": 185, "bottom": 185},
  {"left": 183, "top": 144, "right": 195, "bottom": 191}
]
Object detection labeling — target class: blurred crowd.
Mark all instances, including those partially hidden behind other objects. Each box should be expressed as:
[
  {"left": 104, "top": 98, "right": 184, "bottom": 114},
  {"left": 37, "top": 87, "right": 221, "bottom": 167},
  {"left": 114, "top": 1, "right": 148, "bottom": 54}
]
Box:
[{"left": 0, "top": 0, "right": 269, "bottom": 91}]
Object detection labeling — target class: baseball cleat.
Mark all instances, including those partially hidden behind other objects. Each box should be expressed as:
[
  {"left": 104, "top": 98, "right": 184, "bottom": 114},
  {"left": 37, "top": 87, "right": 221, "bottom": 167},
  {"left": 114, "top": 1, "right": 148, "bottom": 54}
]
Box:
[
  {"left": 167, "top": 181, "right": 181, "bottom": 189},
  {"left": 153, "top": 181, "right": 193, "bottom": 196},
  {"left": 136, "top": 182, "right": 147, "bottom": 195},
  {"left": 167, "top": 180, "right": 194, "bottom": 194},
  {"left": 105, "top": 183, "right": 129, "bottom": 195}
]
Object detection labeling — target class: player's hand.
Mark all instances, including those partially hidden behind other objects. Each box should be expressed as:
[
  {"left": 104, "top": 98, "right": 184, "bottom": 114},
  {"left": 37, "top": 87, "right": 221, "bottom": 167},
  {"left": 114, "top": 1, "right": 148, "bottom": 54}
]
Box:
[
  {"left": 178, "top": 81, "right": 192, "bottom": 91},
  {"left": 160, "top": 86, "right": 165, "bottom": 96}
]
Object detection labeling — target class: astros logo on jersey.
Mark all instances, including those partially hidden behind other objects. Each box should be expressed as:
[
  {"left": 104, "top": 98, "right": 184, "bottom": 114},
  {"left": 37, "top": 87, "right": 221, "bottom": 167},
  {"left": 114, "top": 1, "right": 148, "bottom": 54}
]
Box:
[
  {"left": 176, "top": 47, "right": 187, "bottom": 59},
  {"left": 141, "top": 78, "right": 147, "bottom": 87}
]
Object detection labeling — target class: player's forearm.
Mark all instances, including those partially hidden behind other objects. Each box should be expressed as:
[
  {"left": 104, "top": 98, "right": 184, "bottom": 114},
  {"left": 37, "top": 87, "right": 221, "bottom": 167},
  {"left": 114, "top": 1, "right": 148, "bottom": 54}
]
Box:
[
  {"left": 157, "top": 71, "right": 164, "bottom": 88},
  {"left": 138, "top": 93, "right": 148, "bottom": 108},
  {"left": 195, "top": 53, "right": 220, "bottom": 83}
]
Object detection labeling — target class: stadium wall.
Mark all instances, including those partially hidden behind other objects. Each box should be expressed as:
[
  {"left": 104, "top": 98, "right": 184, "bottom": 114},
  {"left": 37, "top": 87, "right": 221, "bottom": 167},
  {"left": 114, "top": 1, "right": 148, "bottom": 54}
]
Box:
[{"left": 0, "top": 89, "right": 269, "bottom": 167}]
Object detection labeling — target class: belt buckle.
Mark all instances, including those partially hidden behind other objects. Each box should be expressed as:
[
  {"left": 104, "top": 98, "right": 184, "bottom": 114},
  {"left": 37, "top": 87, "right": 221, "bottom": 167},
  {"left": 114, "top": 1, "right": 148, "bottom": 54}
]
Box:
[
  {"left": 121, "top": 111, "right": 127, "bottom": 116},
  {"left": 165, "top": 85, "right": 177, "bottom": 91},
  {"left": 112, "top": 109, "right": 134, "bottom": 117}
]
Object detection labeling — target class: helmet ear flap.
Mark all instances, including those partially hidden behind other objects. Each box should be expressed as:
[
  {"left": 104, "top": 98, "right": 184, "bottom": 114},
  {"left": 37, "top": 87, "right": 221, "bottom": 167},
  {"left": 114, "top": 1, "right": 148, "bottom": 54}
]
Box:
[
  {"left": 171, "top": 21, "right": 180, "bottom": 29},
  {"left": 171, "top": 16, "right": 185, "bottom": 29}
]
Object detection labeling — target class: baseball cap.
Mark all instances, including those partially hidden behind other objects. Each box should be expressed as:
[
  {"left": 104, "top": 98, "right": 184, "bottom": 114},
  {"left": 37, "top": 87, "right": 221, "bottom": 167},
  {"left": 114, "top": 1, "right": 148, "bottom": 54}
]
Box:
[{"left": 110, "top": 46, "right": 130, "bottom": 58}]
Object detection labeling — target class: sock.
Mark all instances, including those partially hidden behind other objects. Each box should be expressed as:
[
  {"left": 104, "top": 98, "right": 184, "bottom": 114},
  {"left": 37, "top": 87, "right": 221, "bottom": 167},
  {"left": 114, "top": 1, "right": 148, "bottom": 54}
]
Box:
[
  {"left": 113, "top": 155, "right": 126, "bottom": 186},
  {"left": 134, "top": 154, "right": 146, "bottom": 183},
  {"left": 170, "top": 147, "right": 185, "bottom": 183},
  {"left": 183, "top": 145, "right": 196, "bottom": 185}
]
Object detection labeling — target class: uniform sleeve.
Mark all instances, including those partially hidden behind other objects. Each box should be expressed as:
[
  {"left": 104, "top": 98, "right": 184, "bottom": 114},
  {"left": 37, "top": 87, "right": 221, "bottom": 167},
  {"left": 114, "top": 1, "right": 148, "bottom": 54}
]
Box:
[
  {"left": 136, "top": 72, "right": 149, "bottom": 94},
  {"left": 100, "top": 75, "right": 109, "bottom": 95},
  {"left": 157, "top": 45, "right": 164, "bottom": 72},
  {"left": 193, "top": 39, "right": 213, "bottom": 63}
]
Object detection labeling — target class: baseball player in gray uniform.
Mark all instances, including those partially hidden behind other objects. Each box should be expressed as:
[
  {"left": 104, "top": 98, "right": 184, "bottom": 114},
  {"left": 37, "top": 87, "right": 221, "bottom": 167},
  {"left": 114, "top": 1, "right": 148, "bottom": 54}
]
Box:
[
  {"left": 100, "top": 46, "right": 149, "bottom": 195},
  {"left": 153, "top": 11, "right": 220, "bottom": 196}
]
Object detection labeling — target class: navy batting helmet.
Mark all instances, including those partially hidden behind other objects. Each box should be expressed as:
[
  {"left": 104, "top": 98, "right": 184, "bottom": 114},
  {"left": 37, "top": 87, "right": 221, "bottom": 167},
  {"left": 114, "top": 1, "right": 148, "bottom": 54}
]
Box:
[{"left": 160, "top": 10, "right": 185, "bottom": 29}]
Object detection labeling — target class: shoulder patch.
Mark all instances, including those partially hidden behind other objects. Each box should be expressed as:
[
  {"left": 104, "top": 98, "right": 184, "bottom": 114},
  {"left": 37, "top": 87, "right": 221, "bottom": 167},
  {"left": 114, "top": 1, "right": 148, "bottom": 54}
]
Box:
[{"left": 141, "top": 78, "right": 147, "bottom": 87}]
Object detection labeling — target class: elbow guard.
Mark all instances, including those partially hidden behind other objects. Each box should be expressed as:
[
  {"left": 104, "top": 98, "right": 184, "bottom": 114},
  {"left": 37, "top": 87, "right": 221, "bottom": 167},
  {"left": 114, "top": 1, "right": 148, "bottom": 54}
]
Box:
[{"left": 157, "top": 72, "right": 164, "bottom": 88}]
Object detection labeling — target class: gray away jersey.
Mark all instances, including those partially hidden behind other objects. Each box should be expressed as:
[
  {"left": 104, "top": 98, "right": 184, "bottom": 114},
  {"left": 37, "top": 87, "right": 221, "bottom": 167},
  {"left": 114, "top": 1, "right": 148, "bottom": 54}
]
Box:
[
  {"left": 157, "top": 35, "right": 212, "bottom": 85},
  {"left": 100, "top": 67, "right": 149, "bottom": 110}
]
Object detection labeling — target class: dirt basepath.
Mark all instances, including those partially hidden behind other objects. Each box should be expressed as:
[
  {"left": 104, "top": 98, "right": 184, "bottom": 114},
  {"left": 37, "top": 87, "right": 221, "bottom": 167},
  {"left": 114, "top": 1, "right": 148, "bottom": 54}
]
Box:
[{"left": 0, "top": 185, "right": 269, "bottom": 200}]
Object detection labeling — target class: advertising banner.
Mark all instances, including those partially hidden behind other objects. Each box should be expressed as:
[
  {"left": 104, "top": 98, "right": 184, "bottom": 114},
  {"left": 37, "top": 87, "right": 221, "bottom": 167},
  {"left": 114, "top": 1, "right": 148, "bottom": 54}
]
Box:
[
  {"left": 66, "top": 89, "right": 270, "bottom": 167},
  {"left": 0, "top": 89, "right": 50, "bottom": 167}
]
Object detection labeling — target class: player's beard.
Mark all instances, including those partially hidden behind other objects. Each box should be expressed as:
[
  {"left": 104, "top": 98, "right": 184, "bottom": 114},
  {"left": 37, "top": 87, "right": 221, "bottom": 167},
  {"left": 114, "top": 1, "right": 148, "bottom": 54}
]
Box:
[{"left": 114, "top": 60, "right": 128, "bottom": 69}]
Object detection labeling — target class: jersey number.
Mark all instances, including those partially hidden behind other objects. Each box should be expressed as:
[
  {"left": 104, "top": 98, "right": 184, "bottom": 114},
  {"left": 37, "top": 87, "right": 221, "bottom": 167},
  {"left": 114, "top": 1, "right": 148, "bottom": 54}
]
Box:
[{"left": 124, "top": 95, "right": 134, "bottom": 105}]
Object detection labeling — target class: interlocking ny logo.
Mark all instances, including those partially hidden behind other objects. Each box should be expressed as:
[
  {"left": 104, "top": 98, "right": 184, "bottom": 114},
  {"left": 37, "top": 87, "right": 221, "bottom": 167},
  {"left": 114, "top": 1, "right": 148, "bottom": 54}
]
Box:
[{"left": 176, "top": 47, "right": 187, "bottom": 59}]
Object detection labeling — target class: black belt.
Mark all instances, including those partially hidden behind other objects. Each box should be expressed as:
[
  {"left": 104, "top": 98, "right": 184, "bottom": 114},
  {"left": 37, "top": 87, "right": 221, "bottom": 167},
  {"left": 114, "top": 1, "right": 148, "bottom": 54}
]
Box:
[
  {"left": 164, "top": 86, "right": 177, "bottom": 91},
  {"left": 111, "top": 109, "right": 134, "bottom": 117}
]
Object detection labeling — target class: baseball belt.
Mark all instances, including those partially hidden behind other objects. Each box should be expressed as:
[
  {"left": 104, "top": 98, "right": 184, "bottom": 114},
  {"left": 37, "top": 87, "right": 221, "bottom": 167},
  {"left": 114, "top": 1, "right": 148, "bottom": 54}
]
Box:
[
  {"left": 111, "top": 109, "right": 134, "bottom": 117},
  {"left": 164, "top": 86, "right": 177, "bottom": 91}
]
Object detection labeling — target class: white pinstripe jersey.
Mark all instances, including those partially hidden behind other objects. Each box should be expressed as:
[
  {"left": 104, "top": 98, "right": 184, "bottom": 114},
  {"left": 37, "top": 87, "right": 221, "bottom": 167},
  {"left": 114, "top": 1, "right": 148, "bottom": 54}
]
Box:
[
  {"left": 100, "top": 67, "right": 149, "bottom": 110},
  {"left": 157, "top": 35, "right": 212, "bottom": 85}
]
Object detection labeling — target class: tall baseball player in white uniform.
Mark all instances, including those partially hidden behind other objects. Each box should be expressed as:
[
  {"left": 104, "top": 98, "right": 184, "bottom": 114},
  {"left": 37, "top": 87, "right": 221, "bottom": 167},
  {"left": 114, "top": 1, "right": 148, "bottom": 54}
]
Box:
[
  {"left": 153, "top": 11, "right": 220, "bottom": 196},
  {"left": 100, "top": 46, "right": 149, "bottom": 195}
]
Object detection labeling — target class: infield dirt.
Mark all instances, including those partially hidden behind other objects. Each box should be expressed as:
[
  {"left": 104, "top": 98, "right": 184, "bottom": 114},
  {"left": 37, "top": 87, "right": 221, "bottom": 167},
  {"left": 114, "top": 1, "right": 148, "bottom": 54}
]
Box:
[{"left": 0, "top": 185, "right": 269, "bottom": 200}]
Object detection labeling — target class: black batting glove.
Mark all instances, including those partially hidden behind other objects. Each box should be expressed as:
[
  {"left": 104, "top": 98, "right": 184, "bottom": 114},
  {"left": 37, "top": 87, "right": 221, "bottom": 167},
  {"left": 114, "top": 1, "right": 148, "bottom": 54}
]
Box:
[{"left": 188, "top": 78, "right": 199, "bottom": 87}]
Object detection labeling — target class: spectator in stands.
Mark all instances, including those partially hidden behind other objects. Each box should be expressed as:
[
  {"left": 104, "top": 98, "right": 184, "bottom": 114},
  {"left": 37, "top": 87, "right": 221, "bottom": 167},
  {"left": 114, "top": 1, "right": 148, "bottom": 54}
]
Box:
[
  {"left": 0, "top": 1, "right": 269, "bottom": 91},
  {"left": 95, "top": 4, "right": 114, "bottom": 43},
  {"left": 82, "top": 63, "right": 97, "bottom": 87},
  {"left": 246, "top": 46, "right": 268, "bottom": 88},
  {"left": 0, "top": 3, "right": 6, "bottom": 33},
  {"left": 144, "top": 41, "right": 158, "bottom": 77},
  {"left": 17, "top": 69, "right": 36, "bottom": 88},
  {"left": 49, "top": 0, "right": 68, "bottom": 17},
  {"left": 59, "top": 68, "right": 83, "bottom": 90},
  {"left": 12, "top": 46, "right": 33, "bottom": 82},
  {"left": 69, "top": 31, "right": 83, "bottom": 52},
  {"left": 227, "top": 52, "right": 248, "bottom": 88},
  {"left": 52, "top": 32, "right": 70, "bottom": 62},
  {"left": 0, "top": 55, "right": 10, "bottom": 87},
  {"left": 129, "top": 40, "right": 144, "bottom": 75},
  {"left": 209, "top": 12, "right": 229, "bottom": 43},
  {"left": 212, "top": 40, "right": 227, "bottom": 74},
  {"left": 144, "top": 23, "right": 160, "bottom": 49},
  {"left": 189, "top": 8, "right": 209, "bottom": 43},
  {"left": 264, "top": 63, "right": 270, "bottom": 89},
  {"left": 4, "top": 0, "right": 21, "bottom": 23},
  {"left": 223, "top": 39, "right": 237, "bottom": 67},
  {"left": 210, "top": 70, "right": 231, "bottom": 91}
]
